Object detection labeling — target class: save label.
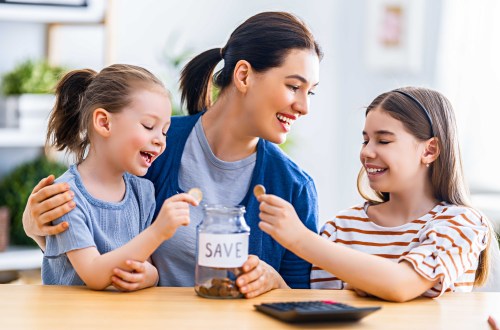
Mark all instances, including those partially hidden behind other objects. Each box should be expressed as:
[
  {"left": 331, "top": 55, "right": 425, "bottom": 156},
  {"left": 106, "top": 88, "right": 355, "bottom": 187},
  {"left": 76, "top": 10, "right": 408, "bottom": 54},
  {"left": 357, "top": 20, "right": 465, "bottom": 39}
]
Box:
[{"left": 198, "top": 233, "right": 249, "bottom": 268}]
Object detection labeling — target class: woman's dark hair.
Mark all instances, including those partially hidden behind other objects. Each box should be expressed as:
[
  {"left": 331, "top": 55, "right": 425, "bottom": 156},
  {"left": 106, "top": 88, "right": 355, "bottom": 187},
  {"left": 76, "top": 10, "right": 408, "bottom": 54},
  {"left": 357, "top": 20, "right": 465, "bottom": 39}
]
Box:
[
  {"left": 180, "top": 11, "right": 323, "bottom": 115},
  {"left": 46, "top": 64, "right": 166, "bottom": 163}
]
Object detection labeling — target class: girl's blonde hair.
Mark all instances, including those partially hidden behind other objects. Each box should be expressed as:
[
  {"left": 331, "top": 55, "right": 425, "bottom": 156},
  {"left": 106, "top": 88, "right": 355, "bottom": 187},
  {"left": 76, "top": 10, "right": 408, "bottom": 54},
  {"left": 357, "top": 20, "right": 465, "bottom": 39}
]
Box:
[
  {"left": 357, "top": 86, "right": 493, "bottom": 286},
  {"left": 46, "top": 64, "right": 167, "bottom": 163}
]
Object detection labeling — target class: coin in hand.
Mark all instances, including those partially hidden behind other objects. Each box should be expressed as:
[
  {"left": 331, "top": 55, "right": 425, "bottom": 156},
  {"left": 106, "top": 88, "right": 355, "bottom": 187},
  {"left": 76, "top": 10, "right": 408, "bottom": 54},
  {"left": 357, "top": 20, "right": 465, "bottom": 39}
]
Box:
[
  {"left": 253, "top": 184, "right": 266, "bottom": 198},
  {"left": 188, "top": 188, "right": 203, "bottom": 203}
]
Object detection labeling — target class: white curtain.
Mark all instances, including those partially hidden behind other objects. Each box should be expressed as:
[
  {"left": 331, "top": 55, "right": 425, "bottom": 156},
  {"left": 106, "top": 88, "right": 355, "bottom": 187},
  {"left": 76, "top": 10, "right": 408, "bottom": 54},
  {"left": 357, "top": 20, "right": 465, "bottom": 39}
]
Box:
[
  {"left": 437, "top": 0, "right": 500, "bottom": 192},
  {"left": 439, "top": 0, "right": 500, "bottom": 291}
]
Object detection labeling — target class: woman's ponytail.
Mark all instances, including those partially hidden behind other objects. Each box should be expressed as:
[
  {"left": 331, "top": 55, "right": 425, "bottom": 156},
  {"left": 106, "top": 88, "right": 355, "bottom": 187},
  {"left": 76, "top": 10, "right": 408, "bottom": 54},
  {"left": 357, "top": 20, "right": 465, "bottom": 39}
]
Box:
[
  {"left": 179, "top": 48, "right": 222, "bottom": 115},
  {"left": 46, "top": 69, "right": 96, "bottom": 162}
]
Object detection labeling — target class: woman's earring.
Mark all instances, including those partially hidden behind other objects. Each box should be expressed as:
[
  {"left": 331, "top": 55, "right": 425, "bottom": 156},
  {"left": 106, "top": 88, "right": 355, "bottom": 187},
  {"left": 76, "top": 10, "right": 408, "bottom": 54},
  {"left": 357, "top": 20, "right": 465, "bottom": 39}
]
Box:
[{"left": 425, "top": 163, "right": 430, "bottom": 168}]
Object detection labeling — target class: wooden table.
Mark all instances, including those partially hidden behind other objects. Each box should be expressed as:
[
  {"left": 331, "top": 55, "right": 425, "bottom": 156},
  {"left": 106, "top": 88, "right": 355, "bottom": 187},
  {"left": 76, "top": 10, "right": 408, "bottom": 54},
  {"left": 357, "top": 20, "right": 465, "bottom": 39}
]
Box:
[{"left": 0, "top": 285, "right": 498, "bottom": 329}]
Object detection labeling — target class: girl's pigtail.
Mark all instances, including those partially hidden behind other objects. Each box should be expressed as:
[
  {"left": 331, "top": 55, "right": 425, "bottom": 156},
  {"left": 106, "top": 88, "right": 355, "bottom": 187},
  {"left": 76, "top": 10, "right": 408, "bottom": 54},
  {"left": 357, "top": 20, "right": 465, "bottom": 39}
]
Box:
[{"left": 46, "top": 69, "right": 96, "bottom": 161}]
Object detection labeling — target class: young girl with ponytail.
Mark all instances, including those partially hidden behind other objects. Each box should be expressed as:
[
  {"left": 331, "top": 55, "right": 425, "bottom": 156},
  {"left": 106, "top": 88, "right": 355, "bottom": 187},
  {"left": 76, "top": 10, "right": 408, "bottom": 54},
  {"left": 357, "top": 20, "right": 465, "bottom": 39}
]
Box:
[{"left": 41, "top": 64, "right": 198, "bottom": 290}]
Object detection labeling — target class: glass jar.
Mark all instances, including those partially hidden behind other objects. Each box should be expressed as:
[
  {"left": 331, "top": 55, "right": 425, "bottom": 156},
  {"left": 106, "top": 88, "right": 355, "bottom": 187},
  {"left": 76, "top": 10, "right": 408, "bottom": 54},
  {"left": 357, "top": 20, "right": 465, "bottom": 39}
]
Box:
[{"left": 195, "top": 204, "right": 250, "bottom": 299}]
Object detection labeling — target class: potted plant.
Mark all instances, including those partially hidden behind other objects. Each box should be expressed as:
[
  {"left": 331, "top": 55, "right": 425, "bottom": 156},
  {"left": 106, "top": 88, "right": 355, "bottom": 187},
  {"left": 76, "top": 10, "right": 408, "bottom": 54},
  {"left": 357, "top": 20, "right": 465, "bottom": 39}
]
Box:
[
  {"left": 0, "top": 59, "right": 65, "bottom": 130},
  {"left": 0, "top": 156, "right": 67, "bottom": 247}
]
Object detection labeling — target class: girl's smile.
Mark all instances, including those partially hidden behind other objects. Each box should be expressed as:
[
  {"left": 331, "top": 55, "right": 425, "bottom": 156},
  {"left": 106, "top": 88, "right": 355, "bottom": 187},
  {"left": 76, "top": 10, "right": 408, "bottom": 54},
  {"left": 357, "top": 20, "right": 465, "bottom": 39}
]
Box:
[
  {"left": 364, "top": 163, "right": 388, "bottom": 178},
  {"left": 139, "top": 150, "right": 159, "bottom": 167},
  {"left": 360, "top": 107, "right": 428, "bottom": 194}
]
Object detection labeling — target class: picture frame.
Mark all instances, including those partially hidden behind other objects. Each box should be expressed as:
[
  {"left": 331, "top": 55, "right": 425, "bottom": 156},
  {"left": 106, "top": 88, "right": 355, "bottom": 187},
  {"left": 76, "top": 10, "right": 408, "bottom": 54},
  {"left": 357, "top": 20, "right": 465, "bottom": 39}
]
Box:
[
  {"left": 0, "top": 0, "right": 105, "bottom": 22},
  {"left": 364, "top": 0, "right": 425, "bottom": 73}
]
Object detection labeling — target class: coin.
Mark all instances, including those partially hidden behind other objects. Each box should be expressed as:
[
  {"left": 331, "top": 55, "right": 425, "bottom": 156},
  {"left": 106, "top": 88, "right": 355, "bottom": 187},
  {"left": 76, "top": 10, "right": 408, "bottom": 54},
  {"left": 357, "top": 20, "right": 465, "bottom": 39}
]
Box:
[
  {"left": 253, "top": 184, "right": 266, "bottom": 197},
  {"left": 188, "top": 188, "right": 203, "bottom": 203}
]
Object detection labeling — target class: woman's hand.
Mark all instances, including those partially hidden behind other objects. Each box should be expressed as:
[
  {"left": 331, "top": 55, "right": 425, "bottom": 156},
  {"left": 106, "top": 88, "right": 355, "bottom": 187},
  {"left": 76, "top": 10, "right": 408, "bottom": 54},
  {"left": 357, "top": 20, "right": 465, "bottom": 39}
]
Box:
[
  {"left": 256, "top": 194, "right": 308, "bottom": 250},
  {"left": 111, "top": 260, "right": 159, "bottom": 291},
  {"left": 236, "top": 255, "right": 289, "bottom": 298},
  {"left": 22, "top": 175, "right": 75, "bottom": 248}
]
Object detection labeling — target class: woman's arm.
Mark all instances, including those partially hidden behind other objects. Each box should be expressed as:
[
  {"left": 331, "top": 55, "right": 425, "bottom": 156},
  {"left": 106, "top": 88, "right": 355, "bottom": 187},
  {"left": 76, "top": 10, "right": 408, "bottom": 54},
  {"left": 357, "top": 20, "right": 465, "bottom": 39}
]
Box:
[
  {"left": 23, "top": 175, "right": 75, "bottom": 250},
  {"left": 257, "top": 194, "right": 438, "bottom": 302}
]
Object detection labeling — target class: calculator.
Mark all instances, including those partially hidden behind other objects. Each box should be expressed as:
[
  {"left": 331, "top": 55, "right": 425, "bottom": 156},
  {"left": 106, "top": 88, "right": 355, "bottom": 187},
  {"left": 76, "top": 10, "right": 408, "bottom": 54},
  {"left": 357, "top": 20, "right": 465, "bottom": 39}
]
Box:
[{"left": 254, "top": 300, "right": 381, "bottom": 323}]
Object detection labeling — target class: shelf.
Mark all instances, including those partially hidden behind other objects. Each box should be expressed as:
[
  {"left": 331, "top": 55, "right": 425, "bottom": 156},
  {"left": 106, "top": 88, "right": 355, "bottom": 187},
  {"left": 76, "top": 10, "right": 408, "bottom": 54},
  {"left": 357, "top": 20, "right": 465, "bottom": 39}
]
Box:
[
  {"left": 0, "top": 246, "right": 42, "bottom": 272},
  {"left": 0, "top": 0, "right": 105, "bottom": 23},
  {"left": 0, "top": 128, "right": 45, "bottom": 147}
]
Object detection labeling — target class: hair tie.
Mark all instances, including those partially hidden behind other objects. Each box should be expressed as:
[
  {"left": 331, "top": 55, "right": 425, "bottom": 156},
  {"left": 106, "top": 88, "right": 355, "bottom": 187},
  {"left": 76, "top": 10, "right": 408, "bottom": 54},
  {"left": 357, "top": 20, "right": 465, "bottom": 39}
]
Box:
[
  {"left": 393, "top": 90, "right": 435, "bottom": 137},
  {"left": 219, "top": 47, "right": 225, "bottom": 59}
]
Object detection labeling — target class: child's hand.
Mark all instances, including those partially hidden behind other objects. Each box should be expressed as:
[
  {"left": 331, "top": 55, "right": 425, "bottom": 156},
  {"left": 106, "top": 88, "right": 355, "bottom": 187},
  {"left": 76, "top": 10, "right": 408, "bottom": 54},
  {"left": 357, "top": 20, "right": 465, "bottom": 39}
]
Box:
[
  {"left": 111, "top": 260, "right": 158, "bottom": 291},
  {"left": 256, "top": 194, "right": 307, "bottom": 249},
  {"left": 154, "top": 193, "right": 199, "bottom": 240},
  {"left": 344, "top": 283, "right": 371, "bottom": 297}
]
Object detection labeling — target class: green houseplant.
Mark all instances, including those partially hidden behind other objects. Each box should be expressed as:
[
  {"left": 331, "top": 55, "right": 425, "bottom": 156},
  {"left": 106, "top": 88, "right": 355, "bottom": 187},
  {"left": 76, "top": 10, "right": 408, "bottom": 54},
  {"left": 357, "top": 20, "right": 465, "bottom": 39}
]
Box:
[
  {"left": 0, "top": 156, "right": 67, "bottom": 246},
  {"left": 0, "top": 59, "right": 65, "bottom": 130},
  {"left": 1, "top": 59, "right": 65, "bottom": 96}
]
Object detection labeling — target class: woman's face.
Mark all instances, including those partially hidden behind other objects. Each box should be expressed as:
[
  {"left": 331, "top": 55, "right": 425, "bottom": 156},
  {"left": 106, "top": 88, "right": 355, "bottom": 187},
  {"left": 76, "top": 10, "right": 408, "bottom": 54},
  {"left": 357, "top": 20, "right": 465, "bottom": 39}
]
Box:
[{"left": 243, "top": 49, "right": 320, "bottom": 144}]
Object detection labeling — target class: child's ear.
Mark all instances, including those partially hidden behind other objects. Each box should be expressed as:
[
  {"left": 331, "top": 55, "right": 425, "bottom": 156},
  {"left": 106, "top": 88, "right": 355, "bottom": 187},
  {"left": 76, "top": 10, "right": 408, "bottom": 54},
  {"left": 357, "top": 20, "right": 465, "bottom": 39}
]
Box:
[
  {"left": 422, "top": 137, "right": 440, "bottom": 165},
  {"left": 93, "top": 108, "right": 111, "bottom": 137},
  {"left": 233, "top": 60, "right": 252, "bottom": 94}
]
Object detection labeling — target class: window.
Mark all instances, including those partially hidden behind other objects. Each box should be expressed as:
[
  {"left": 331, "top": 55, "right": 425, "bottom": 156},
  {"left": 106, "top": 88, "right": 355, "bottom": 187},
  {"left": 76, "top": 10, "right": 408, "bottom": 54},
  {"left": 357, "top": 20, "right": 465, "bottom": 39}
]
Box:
[{"left": 438, "top": 0, "right": 500, "bottom": 193}]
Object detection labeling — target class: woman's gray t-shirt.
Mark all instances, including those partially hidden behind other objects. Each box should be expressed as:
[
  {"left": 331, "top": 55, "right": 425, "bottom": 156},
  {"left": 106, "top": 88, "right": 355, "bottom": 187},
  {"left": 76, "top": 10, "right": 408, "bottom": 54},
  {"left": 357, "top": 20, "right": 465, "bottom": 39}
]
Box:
[{"left": 152, "top": 117, "right": 256, "bottom": 286}]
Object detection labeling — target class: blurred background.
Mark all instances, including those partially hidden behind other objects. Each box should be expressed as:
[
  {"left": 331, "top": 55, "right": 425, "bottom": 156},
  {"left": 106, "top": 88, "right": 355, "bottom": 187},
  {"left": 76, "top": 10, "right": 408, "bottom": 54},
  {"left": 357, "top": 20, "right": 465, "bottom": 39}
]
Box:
[{"left": 0, "top": 0, "right": 499, "bottom": 265}]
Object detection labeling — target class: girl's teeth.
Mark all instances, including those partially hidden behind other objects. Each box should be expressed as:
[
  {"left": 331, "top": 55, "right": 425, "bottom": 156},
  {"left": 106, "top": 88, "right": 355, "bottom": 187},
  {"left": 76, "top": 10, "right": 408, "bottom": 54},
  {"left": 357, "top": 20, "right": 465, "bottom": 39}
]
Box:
[
  {"left": 141, "top": 152, "right": 153, "bottom": 163},
  {"left": 367, "top": 168, "right": 385, "bottom": 173}
]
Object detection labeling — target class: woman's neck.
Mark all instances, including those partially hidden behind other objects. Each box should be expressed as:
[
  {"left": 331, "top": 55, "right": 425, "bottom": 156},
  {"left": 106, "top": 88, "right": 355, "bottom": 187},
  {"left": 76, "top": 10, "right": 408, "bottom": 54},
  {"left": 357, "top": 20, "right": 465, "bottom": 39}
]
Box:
[
  {"left": 201, "top": 91, "right": 259, "bottom": 162},
  {"left": 77, "top": 149, "right": 126, "bottom": 203}
]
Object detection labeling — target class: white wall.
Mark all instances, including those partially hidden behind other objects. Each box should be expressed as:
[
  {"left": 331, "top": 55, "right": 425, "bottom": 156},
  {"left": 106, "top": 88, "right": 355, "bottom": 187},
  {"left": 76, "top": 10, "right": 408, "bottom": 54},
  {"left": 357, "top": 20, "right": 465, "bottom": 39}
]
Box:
[{"left": 0, "top": 0, "right": 443, "bottom": 225}]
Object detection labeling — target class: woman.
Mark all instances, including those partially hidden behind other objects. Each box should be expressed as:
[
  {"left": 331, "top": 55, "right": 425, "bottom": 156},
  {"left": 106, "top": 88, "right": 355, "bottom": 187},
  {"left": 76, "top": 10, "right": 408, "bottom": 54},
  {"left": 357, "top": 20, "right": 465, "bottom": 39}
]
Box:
[{"left": 23, "top": 11, "right": 322, "bottom": 298}]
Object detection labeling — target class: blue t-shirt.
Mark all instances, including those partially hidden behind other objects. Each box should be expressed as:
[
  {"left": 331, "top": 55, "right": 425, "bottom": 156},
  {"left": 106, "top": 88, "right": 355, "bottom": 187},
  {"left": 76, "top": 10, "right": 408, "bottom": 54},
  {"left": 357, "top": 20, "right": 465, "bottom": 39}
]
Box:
[
  {"left": 42, "top": 165, "right": 155, "bottom": 285},
  {"left": 145, "top": 112, "right": 319, "bottom": 288}
]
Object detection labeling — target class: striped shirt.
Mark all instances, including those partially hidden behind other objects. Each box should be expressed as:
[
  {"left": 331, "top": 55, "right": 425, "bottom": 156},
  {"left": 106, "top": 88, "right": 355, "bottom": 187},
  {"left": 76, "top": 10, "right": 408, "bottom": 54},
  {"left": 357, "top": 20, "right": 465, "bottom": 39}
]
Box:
[{"left": 310, "top": 202, "right": 489, "bottom": 298}]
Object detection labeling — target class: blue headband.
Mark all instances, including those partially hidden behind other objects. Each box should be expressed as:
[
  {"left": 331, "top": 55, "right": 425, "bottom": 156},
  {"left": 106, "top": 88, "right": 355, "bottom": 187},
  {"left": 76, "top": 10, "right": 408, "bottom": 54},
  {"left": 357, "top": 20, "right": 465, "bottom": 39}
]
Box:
[{"left": 393, "top": 90, "right": 435, "bottom": 137}]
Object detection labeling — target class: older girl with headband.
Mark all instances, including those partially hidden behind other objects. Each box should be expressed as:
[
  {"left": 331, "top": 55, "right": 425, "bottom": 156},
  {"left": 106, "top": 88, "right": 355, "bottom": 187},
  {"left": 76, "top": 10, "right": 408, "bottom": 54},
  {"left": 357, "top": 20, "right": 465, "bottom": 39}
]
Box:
[
  {"left": 23, "top": 12, "right": 322, "bottom": 297},
  {"left": 257, "top": 87, "right": 493, "bottom": 302}
]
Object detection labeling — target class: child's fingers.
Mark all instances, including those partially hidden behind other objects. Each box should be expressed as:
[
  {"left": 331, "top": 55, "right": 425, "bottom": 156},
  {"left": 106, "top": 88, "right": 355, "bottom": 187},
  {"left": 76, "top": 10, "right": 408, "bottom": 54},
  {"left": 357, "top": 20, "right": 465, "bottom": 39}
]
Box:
[
  {"left": 111, "top": 275, "right": 140, "bottom": 292},
  {"left": 165, "top": 193, "right": 199, "bottom": 206},
  {"left": 258, "top": 220, "right": 274, "bottom": 235},
  {"left": 125, "top": 260, "right": 146, "bottom": 273},
  {"left": 257, "top": 194, "right": 289, "bottom": 207},
  {"left": 259, "top": 200, "right": 281, "bottom": 216},
  {"left": 179, "top": 216, "right": 190, "bottom": 226}
]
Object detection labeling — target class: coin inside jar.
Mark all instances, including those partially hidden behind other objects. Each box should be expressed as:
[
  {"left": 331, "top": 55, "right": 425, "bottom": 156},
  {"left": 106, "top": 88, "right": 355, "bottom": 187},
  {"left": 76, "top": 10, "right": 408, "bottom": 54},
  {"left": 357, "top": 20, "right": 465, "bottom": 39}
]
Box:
[
  {"left": 196, "top": 277, "right": 242, "bottom": 299},
  {"left": 253, "top": 184, "right": 266, "bottom": 198},
  {"left": 188, "top": 187, "right": 203, "bottom": 203}
]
